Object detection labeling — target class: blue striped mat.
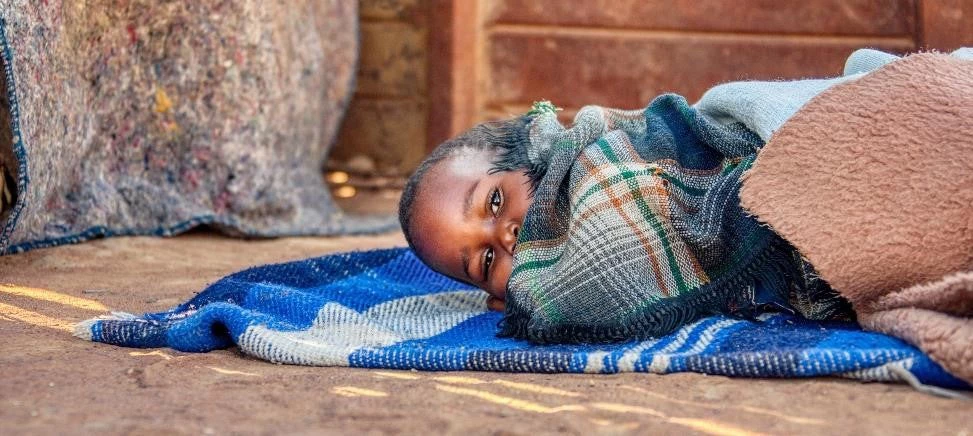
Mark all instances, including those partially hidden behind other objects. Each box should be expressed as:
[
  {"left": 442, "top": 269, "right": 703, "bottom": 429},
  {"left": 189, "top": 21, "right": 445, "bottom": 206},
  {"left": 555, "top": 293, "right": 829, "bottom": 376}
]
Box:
[{"left": 76, "top": 247, "right": 969, "bottom": 389}]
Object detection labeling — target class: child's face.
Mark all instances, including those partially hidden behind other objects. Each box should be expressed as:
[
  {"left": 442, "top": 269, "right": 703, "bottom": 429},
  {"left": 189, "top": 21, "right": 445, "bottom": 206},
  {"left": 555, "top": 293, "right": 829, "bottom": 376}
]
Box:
[{"left": 410, "top": 149, "right": 533, "bottom": 311}]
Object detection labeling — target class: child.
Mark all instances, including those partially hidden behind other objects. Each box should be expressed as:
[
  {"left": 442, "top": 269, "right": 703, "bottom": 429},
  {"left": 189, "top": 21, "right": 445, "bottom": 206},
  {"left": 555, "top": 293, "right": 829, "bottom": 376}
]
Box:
[
  {"left": 401, "top": 93, "right": 853, "bottom": 345},
  {"left": 401, "top": 48, "right": 968, "bottom": 346},
  {"left": 398, "top": 117, "right": 536, "bottom": 312}
]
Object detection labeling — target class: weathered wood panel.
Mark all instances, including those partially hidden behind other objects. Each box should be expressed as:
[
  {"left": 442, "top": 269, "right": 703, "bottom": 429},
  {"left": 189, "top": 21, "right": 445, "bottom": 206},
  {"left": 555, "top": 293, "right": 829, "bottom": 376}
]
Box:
[
  {"left": 335, "top": 0, "right": 973, "bottom": 177},
  {"left": 920, "top": 0, "right": 973, "bottom": 50},
  {"left": 426, "top": 0, "right": 481, "bottom": 148},
  {"left": 486, "top": 32, "right": 915, "bottom": 112},
  {"left": 487, "top": 0, "right": 917, "bottom": 36}
]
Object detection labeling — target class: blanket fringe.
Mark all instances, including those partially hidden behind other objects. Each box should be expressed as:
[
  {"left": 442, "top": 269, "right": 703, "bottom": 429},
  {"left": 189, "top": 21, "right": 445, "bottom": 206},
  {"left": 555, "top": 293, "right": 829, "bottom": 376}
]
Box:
[
  {"left": 73, "top": 319, "right": 96, "bottom": 340},
  {"left": 888, "top": 365, "right": 972, "bottom": 400},
  {"left": 73, "top": 312, "right": 139, "bottom": 340}
]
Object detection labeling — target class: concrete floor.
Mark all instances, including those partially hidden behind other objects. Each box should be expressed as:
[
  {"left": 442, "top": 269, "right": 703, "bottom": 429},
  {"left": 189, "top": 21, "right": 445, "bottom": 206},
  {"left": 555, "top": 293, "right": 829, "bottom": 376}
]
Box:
[{"left": 1, "top": 231, "right": 971, "bottom": 435}]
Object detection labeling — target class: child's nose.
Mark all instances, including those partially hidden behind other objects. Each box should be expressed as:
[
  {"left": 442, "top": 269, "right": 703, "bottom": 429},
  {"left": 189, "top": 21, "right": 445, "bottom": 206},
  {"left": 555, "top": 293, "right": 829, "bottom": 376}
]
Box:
[{"left": 498, "top": 222, "right": 519, "bottom": 255}]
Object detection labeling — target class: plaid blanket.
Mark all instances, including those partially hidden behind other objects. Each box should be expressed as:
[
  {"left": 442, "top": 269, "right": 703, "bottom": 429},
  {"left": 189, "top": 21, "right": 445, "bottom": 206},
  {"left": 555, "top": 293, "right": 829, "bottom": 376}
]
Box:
[
  {"left": 499, "top": 96, "right": 850, "bottom": 344},
  {"left": 75, "top": 248, "right": 969, "bottom": 389}
]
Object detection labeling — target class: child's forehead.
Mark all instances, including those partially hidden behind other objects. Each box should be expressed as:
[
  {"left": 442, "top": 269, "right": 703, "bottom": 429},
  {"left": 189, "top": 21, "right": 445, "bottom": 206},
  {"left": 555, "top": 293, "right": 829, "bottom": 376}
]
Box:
[{"left": 438, "top": 148, "right": 496, "bottom": 179}]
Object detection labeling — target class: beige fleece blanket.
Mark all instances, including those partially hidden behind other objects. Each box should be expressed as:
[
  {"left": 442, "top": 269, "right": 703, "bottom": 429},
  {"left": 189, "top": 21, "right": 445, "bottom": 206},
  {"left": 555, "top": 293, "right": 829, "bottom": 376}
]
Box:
[{"left": 740, "top": 53, "right": 973, "bottom": 385}]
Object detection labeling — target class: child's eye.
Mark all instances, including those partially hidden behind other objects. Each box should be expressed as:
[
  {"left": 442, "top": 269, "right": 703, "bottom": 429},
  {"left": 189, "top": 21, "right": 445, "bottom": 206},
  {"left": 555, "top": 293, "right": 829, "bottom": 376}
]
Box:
[
  {"left": 489, "top": 188, "right": 502, "bottom": 216},
  {"left": 483, "top": 247, "right": 495, "bottom": 280}
]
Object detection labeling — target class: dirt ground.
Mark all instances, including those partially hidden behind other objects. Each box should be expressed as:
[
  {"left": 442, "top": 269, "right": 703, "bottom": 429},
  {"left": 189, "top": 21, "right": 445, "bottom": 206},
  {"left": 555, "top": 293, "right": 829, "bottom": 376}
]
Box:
[{"left": 1, "top": 229, "right": 971, "bottom": 435}]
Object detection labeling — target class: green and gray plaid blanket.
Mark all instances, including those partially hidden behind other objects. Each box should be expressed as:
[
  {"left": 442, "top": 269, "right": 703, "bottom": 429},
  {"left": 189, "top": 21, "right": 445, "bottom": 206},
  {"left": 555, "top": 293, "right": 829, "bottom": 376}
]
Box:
[{"left": 499, "top": 96, "right": 851, "bottom": 343}]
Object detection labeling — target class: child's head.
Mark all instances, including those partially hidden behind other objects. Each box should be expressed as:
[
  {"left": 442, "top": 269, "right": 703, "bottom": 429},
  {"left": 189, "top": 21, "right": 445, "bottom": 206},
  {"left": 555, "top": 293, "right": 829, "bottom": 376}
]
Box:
[{"left": 399, "top": 117, "right": 535, "bottom": 310}]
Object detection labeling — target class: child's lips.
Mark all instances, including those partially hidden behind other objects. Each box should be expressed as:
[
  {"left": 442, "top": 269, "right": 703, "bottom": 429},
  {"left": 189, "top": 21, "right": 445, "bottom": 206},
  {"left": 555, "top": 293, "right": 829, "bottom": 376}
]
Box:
[
  {"left": 486, "top": 295, "right": 505, "bottom": 311},
  {"left": 486, "top": 287, "right": 506, "bottom": 307}
]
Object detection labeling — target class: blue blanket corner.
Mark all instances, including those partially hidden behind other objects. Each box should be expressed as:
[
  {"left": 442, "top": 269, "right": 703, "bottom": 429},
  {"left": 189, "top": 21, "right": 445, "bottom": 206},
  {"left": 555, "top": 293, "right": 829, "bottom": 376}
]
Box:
[{"left": 76, "top": 247, "right": 970, "bottom": 389}]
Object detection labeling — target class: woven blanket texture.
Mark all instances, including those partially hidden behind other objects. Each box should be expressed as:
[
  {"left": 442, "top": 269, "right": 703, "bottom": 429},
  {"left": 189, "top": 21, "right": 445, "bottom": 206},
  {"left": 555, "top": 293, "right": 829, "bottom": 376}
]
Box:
[
  {"left": 498, "top": 96, "right": 850, "bottom": 344},
  {"left": 75, "top": 247, "right": 969, "bottom": 390},
  {"left": 740, "top": 53, "right": 973, "bottom": 383},
  {"left": 0, "top": 0, "right": 392, "bottom": 255}
]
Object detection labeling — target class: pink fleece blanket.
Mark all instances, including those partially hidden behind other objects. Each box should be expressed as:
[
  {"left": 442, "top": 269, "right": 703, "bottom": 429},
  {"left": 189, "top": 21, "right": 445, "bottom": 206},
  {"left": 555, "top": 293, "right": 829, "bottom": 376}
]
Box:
[{"left": 740, "top": 53, "right": 973, "bottom": 384}]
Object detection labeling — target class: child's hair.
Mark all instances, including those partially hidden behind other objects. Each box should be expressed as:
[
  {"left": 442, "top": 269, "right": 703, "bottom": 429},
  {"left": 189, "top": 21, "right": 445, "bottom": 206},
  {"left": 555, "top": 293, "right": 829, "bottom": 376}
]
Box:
[{"left": 398, "top": 115, "right": 534, "bottom": 252}]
